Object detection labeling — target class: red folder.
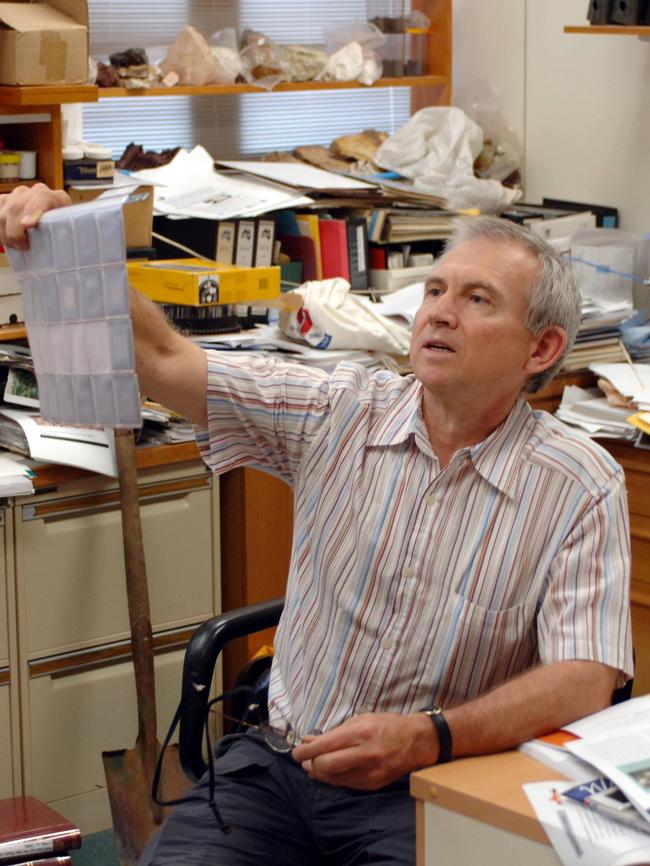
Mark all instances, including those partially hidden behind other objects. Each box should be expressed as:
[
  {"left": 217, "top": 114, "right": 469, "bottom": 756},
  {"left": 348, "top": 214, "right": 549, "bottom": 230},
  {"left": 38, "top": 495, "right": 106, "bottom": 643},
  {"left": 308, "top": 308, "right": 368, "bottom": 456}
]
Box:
[{"left": 318, "top": 219, "right": 350, "bottom": 281}]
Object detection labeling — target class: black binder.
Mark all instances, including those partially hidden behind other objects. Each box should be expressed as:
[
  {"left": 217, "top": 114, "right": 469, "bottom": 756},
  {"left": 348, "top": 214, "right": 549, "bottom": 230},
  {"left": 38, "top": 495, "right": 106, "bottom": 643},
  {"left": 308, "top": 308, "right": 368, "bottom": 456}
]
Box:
[
  {"left": 611, "top": 0, "right": 648, "bottom": 24},
  {"left": 587, "top": 0, "right": 614, "bottom": 23}
]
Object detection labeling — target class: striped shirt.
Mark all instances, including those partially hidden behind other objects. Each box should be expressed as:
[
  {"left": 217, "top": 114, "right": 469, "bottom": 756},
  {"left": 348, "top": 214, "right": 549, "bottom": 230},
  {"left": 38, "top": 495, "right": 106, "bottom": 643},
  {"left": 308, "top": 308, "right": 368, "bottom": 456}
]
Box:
[{"left": 196, "top": 351, "right": 633, "bottom": 736}]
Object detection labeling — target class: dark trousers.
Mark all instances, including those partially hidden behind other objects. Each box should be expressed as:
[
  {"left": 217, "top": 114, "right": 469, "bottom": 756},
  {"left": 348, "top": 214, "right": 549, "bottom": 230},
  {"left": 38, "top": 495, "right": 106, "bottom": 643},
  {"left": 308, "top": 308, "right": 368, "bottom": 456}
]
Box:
[{"left": 140, "top": 733, "right": 415, "bottom": 865}]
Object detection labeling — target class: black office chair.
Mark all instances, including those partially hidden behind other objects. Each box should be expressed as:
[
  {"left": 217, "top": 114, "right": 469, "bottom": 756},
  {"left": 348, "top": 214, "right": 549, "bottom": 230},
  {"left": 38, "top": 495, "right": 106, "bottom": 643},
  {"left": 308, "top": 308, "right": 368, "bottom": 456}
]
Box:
[{"left": 177, "top": 597, "right": 285, "bottom": 782}]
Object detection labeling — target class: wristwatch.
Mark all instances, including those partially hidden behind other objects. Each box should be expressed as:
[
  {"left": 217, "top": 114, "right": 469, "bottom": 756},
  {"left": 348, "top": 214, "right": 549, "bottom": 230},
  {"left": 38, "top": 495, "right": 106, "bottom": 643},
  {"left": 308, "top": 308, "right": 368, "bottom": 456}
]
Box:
[{"left": 421, "top": 705, "right": 452, "bottom": 764}]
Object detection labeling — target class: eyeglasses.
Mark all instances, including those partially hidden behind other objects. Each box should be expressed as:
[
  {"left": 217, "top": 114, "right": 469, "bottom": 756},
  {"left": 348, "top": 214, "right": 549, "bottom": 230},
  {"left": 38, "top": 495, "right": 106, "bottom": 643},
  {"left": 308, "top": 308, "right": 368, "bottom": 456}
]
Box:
[
  {"left": 210, "top": 705, "right": 314, "bottom": 752},
  {"left": 153, "top": 683, "right": 320, "bottom": 834},
  {"left": 208, "top": 694, "right": 321, "bottom": 753}
]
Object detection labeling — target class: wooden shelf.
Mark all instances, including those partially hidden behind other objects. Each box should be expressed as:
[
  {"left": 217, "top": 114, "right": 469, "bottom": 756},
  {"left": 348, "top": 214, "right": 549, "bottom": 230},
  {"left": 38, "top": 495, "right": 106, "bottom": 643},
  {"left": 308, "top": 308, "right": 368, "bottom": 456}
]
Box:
[
  {"left": 0, "top": 85, "right": 98, "bottom": 106},
  {"left": 0, "top": 324, "right": 27, "bottom": 342},
  {"left": 31, "top": 441, "right": 201, "bottom": 490},
  {"left": 0, "top": 180, "right": 40, "bottom": 194},
  {"left": 97, "top": 74, "right": 447, "bottom": 99},
  {"left": 564, "top": 24, "right": 650, "bottom": 35}
]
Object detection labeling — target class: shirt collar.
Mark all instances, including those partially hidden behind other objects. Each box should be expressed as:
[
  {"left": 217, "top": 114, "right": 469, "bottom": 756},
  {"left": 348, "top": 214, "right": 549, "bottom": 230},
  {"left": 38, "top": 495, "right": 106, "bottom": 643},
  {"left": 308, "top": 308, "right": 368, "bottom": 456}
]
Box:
[
  {"left": 468, "top": 397, "right": 534, "bottom": 499},
  {"left": 366, "top": 382, "right": 533, "bottom": 498}
]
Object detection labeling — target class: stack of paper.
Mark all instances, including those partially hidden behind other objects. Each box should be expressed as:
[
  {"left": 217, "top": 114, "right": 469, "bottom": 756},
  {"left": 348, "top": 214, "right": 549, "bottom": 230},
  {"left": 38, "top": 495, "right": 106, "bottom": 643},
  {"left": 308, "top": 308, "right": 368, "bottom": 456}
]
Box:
[
  {"left": 555, "top": 386, "right": 637, "bottom": 440},
  {"left": 589, "top": 363, "right": 650, "bottom": 411},
  {"left": 0, "top": 452, "right": 34, "bottom": 496}
]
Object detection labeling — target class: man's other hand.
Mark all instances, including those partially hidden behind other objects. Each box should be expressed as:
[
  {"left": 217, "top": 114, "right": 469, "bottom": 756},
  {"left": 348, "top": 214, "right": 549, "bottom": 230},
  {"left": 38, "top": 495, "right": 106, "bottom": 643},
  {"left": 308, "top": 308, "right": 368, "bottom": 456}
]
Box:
[
  {"left": 291, "top": 712, "right": 438, "bottom": 790},
  {"left": 0, "top": 183, "right": 71, "bottom": 250}
]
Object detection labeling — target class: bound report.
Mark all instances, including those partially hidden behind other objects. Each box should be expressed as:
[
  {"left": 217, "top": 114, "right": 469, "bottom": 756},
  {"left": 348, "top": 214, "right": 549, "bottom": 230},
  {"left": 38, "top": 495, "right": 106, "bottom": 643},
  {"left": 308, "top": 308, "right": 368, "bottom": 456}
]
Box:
[{"left": 0, "top": 797, "right": 81, "bottom": 862}]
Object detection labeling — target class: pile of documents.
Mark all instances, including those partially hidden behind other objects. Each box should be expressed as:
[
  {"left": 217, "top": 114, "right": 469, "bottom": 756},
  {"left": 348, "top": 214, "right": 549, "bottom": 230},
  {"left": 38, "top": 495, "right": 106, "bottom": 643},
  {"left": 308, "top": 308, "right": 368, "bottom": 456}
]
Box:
[
  {"left": 521, "top": 694, "right": 650, "bottom": 866},
  {"left": 556, "top": 361, "right": 650, "bottom": 444}
]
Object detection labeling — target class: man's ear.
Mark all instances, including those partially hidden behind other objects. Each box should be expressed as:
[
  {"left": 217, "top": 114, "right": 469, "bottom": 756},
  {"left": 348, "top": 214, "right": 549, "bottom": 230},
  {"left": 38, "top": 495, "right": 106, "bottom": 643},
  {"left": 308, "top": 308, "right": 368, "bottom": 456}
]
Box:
[{"left": 525, "top": 326, "right": 568, "bottom": 377}]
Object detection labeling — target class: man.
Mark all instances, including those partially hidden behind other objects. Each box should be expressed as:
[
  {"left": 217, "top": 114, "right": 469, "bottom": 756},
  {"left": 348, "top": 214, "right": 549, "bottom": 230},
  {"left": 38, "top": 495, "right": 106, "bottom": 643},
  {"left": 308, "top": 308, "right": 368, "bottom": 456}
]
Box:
[{"left": 0, "top": 185, "right": 633, "bottom": 865}]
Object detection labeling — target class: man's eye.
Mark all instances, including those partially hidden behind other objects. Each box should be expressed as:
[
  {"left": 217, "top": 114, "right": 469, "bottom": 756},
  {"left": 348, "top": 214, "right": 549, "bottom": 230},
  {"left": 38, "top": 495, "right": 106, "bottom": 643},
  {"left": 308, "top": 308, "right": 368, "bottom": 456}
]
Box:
[
  {"left": 426, "top": 285, "right": 442, "bottom": 297},
  {"left": 470, "top": 293, "right": 488, "bottom": 304}
]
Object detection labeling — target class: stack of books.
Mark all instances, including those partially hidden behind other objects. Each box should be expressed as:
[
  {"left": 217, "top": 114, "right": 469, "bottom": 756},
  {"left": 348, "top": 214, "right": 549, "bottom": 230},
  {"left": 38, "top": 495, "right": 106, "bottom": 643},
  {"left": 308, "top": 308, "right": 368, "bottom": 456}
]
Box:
[{"left": 0, "top": 797, "right": 81, "bottom": 865}]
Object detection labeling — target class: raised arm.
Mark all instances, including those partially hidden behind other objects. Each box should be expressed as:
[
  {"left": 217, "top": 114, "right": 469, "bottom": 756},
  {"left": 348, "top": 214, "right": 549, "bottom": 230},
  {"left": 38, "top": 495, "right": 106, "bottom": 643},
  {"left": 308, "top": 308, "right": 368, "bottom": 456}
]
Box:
[{"left": 0, "top": 184, "right": 207, "bottom": 426}]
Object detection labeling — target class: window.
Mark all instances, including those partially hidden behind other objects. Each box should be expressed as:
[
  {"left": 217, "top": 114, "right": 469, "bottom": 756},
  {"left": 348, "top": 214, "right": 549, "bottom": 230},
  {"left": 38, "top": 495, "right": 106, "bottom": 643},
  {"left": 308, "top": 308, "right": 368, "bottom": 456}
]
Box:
[{"left": 83, "top": 0, "right": 411, "bottom": 161}]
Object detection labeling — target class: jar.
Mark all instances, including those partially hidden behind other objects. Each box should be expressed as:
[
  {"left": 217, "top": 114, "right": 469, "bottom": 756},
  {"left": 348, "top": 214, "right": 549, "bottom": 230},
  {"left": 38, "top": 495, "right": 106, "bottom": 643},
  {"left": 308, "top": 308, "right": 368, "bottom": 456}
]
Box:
[
  {"left": 367, "top": 0, "right": 406, "bottom": 76},
  {"left": 405, "top": 28, "right": 429, "bottom": 76},
  {"left": 0, "top": 152, "right": 21, "bottom": 181}
]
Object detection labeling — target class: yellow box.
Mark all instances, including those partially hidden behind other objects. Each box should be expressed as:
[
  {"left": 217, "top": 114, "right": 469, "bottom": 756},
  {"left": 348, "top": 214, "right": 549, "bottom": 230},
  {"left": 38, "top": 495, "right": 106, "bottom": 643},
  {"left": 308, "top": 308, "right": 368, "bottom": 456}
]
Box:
[{"left": 127, "top": 258, "right": 281, "bottom": 306}]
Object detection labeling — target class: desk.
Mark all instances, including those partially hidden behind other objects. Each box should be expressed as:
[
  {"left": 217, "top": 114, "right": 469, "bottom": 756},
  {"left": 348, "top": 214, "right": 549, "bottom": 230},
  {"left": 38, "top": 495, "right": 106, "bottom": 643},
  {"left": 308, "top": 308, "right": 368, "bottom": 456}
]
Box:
[{"left": 411, "top": 751, "right": 566, "bottom": 866}]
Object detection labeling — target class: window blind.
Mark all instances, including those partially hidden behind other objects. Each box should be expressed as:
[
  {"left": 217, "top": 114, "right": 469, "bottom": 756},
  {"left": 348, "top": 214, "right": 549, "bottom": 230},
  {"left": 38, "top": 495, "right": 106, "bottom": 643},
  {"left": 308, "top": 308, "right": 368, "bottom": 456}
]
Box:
[{"left": 83, "top": 0, "right": 412, "bottom": 161}]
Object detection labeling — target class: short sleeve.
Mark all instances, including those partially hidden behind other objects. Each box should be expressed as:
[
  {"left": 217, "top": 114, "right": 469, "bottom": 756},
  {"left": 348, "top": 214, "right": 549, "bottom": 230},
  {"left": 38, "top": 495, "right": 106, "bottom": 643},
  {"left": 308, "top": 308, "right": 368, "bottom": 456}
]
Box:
[
  {"left": 193, "top": 350, "right": 331, "bottom": 483},
  {"left": 537, "top": 468, "right": 634, "bottom": 685}
]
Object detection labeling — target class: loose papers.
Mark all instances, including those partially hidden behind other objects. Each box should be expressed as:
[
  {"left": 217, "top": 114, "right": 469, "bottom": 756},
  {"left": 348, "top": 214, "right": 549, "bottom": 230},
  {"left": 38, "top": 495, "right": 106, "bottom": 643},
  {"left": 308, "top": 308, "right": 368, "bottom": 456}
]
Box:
[
  {"left": 5, "top": 196, "right": 142, "bottom": 429},
  {"left": 128, "top": 146, "right": 314, "bottom": 220}
]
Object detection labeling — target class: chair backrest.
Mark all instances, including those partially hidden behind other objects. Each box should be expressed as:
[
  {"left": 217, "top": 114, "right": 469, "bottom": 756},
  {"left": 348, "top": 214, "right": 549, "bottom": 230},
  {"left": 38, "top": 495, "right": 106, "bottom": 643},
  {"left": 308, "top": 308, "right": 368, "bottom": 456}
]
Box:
[{"left": 178, "top": 597, "right": 284, "bottom": 782}]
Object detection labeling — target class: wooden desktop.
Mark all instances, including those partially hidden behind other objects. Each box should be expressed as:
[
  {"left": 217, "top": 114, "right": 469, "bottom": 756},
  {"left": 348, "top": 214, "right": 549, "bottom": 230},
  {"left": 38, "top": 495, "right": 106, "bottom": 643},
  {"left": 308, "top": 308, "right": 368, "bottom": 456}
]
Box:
[{"left": 411, "top": 750, "right": 567, "bottom": 866}]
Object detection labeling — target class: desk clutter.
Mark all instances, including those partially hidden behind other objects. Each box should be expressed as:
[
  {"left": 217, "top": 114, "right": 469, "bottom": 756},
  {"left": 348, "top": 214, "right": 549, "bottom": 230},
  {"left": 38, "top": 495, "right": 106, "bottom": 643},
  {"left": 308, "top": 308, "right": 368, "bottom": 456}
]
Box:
[{"left": 521, "top": 694, "right": 650, "bottom": 866}]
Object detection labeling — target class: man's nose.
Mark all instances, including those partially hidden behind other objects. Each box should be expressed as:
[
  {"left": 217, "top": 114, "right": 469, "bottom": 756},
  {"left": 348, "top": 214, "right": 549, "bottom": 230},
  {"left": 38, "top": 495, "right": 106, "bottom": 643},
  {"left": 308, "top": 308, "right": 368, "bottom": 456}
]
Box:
[{"left": 428, "top": 292, "right": 459, "bottom": 327}]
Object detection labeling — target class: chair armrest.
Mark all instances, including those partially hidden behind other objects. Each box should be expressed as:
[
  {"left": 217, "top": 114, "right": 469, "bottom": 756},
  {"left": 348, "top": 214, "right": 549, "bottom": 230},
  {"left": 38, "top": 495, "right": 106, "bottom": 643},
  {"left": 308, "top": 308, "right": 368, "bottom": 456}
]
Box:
[{"left": 178, "top": 597, "right": 285, "bottom": 781}]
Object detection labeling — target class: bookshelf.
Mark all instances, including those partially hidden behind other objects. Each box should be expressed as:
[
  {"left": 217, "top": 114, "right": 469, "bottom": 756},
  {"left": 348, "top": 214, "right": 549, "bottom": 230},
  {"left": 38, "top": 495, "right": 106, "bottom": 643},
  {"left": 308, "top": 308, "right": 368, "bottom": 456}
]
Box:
[{"left": 0, "top": 0, "right": 451, "bottom": 192}]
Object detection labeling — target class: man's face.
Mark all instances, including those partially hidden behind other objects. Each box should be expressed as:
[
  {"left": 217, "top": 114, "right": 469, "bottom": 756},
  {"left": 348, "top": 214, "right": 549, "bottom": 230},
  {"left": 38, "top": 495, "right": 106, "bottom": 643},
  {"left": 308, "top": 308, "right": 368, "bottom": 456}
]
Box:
[{"left": 410, "top": 238, "right": 542, "bottom": 403}]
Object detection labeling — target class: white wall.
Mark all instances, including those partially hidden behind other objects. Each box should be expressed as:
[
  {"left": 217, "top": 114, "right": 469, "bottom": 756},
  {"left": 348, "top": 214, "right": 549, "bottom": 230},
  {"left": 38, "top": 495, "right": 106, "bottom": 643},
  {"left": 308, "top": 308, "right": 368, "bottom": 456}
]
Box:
[{"left": 453, "top": 0, "right": 650, "bottom": 237}]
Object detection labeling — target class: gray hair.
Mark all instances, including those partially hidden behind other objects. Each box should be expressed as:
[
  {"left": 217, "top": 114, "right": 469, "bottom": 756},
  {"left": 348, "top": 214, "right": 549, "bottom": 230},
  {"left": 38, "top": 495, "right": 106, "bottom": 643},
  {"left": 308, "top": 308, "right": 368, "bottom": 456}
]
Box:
[{"left": 442, "top": 215, "right": 581, "bottom": 393}]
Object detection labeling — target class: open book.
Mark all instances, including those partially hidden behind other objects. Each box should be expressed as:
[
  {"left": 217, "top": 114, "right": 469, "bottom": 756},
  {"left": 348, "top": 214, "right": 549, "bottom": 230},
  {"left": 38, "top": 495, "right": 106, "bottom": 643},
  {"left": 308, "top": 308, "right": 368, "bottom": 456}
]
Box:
[{"left": 521, "top": 694, "right": 650, "bottom": 834}]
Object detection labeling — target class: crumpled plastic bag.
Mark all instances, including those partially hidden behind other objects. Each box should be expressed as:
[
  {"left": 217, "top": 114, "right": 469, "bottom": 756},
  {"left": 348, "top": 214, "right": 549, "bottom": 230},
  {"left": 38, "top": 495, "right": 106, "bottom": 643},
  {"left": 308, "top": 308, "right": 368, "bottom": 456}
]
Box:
[
  {"left": 279, "top": 279, "right": 411, "bottom": 355},
  {"left": 455, "top": 78, "right": 523, "bottom": 185},
  {"left": 209, "top": 28, "right": 244, "bottom": 84},
  {"left": 239, "top": 29, "right": 290, "bottom": 90},
  {"left": 374, "top": 106, "right": 522, "bottom": 213},
  {"left": 319, "top": 21, "right": 385, "bottom": 85}
]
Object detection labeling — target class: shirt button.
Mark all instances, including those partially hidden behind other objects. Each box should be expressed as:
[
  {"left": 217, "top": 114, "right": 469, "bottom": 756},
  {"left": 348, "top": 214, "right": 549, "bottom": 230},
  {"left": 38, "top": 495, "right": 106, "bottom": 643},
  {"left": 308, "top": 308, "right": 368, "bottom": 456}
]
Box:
[
  {"left": 380, "top": 636, "right": 394, "bottom": 650},
  {"left": 403, "top": 566, "right": 416, "bottom": 580},
  {"left": 425, "top": 492, "right": 438, "bottom": 506}
]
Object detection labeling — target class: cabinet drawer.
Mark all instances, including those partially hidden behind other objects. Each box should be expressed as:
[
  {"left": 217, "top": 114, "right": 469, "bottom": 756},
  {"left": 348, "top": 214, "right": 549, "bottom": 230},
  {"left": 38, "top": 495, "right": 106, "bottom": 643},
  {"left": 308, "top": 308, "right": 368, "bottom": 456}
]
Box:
[
  {"left": 27, "top": 646, "right": 186, "bottom": 830},
  {"left": 0, "top": 679, "right": 14, "bottom": 798},
  {"left": 0, "top": 509, "right": 8, "bottom": 664},
  {"left": 17, "top": 474, "right": 216, "bottom": 656}
]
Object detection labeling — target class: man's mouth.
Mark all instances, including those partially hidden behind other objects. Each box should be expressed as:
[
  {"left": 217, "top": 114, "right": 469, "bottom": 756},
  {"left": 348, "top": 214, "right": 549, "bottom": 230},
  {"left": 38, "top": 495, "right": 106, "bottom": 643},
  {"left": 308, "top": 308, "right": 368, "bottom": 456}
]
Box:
[{"left": 423, "top": 340, "right": 455, "bottom": 353}]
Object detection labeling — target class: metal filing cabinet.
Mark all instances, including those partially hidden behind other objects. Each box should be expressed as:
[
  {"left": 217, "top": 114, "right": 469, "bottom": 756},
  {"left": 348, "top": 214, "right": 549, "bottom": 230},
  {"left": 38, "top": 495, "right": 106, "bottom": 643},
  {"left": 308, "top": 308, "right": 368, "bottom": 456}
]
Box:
[{"left": 12, "top": 461, "right": 220, "bottom": 833}]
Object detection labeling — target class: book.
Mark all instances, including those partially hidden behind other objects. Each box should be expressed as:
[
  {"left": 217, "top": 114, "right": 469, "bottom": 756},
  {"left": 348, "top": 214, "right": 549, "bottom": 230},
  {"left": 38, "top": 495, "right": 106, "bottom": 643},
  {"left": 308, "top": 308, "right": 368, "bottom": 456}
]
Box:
[
  {"left": 296, "top": 214, "right": 322, "bottom": 280},
  {"left": 345, "top": 216, "right": 369, "bottom": 290},
  {"left": 5, "top": 857, "right": 72, "bottom": 866},
  {"left": 318, "top": 219, "right": 350, "bottom": 282},
  {"left": 0, "top": 797, "right": 81, "bottom": 863},
  {"left": 563, "top": 776, "right": 650, "bottom": 836},
  {"left": 254, "top": 219, "right": 275, "bottom": 267},
  {"left": 234, "top": 220, "right": 256, "bottom": 268},
  {"left": 215, "top": 221, "right": 237, "bottom": 264},
  {"left": 277, "top": 234, "right": 318, "bottom": 282}
]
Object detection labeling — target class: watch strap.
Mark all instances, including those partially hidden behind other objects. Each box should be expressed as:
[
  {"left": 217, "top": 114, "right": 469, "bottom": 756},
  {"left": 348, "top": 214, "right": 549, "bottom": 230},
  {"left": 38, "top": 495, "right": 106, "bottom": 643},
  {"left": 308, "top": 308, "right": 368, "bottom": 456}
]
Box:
[{"left": 422, "top": 705, "right": 452, "bottom": 764}]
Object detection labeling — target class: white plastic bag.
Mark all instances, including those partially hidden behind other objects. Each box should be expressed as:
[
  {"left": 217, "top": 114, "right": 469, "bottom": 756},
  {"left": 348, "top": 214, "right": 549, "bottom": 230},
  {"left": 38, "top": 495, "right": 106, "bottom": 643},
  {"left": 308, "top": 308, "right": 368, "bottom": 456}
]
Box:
[
  {"left": 319, "top": 21, "right": 385, "bottom": 85},
  {"left": 209, "top": 28, "right": 243, "bottom": 84},
  {"left": 375, "top": 106, "right": 522, "bottom": 213},
  {"left": 455, "top": 78, "right": 523, "bottom": 185},
  {"left": 279, "top": 279, "right": 411, "bottom": 355}
]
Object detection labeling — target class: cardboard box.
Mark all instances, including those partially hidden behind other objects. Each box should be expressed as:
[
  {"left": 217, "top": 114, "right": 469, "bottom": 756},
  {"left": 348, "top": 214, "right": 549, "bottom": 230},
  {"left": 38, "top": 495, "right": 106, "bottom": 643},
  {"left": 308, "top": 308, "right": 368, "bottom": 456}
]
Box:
[
  {"left": 127, "top": 259, "right": 281, "bottom": 307},
  {"left": 67, "top": 185, "right": 154, "bottom": 249},
  {"left": 0, "top": 0, "right": 88, "bottom": 85}
]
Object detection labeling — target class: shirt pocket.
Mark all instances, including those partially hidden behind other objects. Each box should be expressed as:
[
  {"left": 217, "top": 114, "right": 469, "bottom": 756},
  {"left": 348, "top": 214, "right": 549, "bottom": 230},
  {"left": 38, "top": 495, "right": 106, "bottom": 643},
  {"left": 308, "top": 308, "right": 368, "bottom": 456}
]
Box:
[{"left": 438, "top": 591, "right": 538, "bottom": 703}]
